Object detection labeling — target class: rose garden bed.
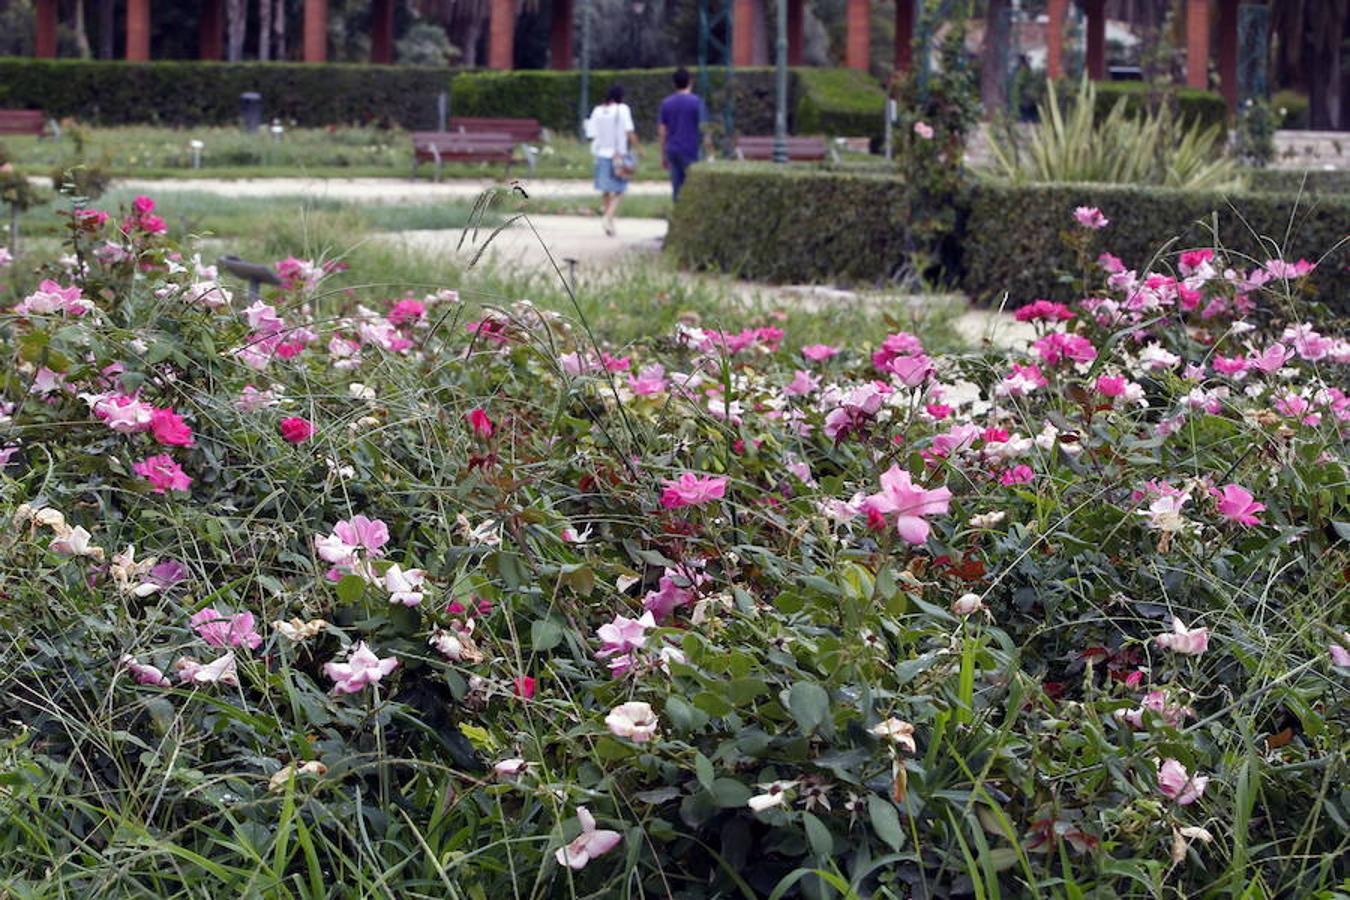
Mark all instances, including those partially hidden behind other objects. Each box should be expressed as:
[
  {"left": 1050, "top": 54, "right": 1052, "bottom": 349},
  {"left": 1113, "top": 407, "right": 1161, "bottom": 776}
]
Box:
[{"left": 0, "top": 199, "right": 1346, "bottom": 897}]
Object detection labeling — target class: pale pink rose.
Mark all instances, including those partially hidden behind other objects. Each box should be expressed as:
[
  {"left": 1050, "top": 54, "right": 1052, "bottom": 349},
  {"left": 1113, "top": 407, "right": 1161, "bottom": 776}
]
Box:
[
  {"left": 605, "top": 701, "right": 659, "bottom": 742},
  {"left": 554, "top": 807, "right": 622, "bottom": 869},
  {"left": 323, "top": 641, "right": 399, "bottom": 694},
  {"left": 1073, "top": 206, "right": 1109, "bottom": 229},
  {"left": 596, "top": 611, "right": 656, "bottom": 660},
  {"left": 1157, "top": 758, "right": 1208, "bottom": 805},
  {"left": 120, "top": 654, "right": 171, "bottom": 687},
  {"left": 190, "top": 607, "right": 263, "bottom": 649},
  {"left": 660, "top": 473, "right": 728, "bottom": 509},
  {"left": 913, "top": 121, "right": 934, "bottom": 140},
  {"left": 801, "top": 344, "right": 840, "bottom": 362},
  {"left": 861, "top": 464, "right": 952, "bottom": 545},
  {"left": 1155, "top": 617, "right": 1209, "bottom": 655},
  {"left": 1213, "top": 484, "right": 1264, "bottom": 526},
  {"left": 382, "top": 564, "right": 426, "bottom": 606}
]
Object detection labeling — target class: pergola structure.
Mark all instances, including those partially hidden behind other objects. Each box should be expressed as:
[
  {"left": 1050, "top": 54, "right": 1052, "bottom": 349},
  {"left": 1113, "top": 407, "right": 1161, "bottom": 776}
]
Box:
[{"left": 28, "top": 0, "right": 1248, "bottom": 111}]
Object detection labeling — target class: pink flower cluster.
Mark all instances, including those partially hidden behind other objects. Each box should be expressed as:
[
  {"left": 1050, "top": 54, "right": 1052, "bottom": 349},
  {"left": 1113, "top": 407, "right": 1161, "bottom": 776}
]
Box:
[{"left": 12, "top": 280, "right": 94, "bottom": 317}]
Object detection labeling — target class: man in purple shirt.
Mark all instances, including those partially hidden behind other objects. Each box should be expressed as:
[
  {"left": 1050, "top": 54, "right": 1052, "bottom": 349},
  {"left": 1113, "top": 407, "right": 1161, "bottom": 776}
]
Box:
[{"left": 658, "top": 68, "right": 706, "bottom": 200}]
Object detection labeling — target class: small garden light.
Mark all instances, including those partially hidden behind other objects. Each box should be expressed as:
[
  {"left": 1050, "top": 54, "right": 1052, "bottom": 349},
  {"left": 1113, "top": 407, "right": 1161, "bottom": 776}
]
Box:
[{"left": 189, "top": 139, "right": 204, "bottom": 170}]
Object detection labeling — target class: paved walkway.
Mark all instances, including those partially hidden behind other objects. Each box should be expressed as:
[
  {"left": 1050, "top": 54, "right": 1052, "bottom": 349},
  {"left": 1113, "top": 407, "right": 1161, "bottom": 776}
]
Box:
[{"left": 115, "top": 176, "right": 670, "bottom": 203}]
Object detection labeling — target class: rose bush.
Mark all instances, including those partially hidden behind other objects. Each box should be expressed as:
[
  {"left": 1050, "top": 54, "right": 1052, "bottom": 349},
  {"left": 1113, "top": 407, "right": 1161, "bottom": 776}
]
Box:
[{"left": 0, "top": 199, "right": 1346, "bottom": 897}]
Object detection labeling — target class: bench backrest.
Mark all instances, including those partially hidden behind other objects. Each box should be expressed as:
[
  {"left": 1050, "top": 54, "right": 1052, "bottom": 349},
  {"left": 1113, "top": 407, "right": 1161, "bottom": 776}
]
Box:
[
  {"left": 0, "top": 109, "right": 46, "bottom": 135},
  {"left": 446, "top": 117, "right": 542, "bottom": 143},
  {"left": 735, "top": 135, "right": 829, "bottom": 160},
  {"left": 413, "top": 131, "right": 515, "bottom": 150}
]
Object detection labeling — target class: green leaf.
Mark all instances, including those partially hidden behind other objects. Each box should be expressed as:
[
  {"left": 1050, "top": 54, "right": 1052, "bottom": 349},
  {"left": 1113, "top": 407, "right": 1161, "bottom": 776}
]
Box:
[
  {"left": 530, "top": 618, "right": 563, "bottom": 651},
  {"left": 867, "top": 794, "right": 904, "bottom": 851},
  {"left": 335, "top": 575, "right": 366, "bottom": 605},
  {"left": 710, "top": 777, "right": 752, "bottom": 808},
  {"left": 558, "top": 564, "right": 594, "bottom": 597},
  {"left": 802, "top": 811, "right": 833, "bottom": 859},
  {"left": 725, "top": 677, "right": 769, "bottom": 706},
  {"left": 787, "top": 681, "right": 831, "bottom": 734},
  {"left": 664, "top": 695, "right": 709, "bottom": 733},
  {"left": 693, "top": 691, "right": 734, "bottom": 717},
  {"left": 694, "top": 752, "right": 715, "bottom": 791}
]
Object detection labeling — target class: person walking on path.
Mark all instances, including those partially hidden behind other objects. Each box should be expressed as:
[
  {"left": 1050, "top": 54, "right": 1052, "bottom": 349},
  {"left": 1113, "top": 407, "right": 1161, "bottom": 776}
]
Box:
[
  {"left": 585, "top": 84, "right": 640, "bottom": 237},
  {"left": 658, "top": 68, "right": 706, "bottom": 201}
]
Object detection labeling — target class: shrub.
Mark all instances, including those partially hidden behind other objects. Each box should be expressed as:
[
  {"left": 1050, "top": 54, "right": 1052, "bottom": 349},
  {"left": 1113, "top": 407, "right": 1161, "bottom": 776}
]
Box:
[
  {"left": 962, "top": 180, "right": 1350, "bottom": 310},
  {"left": 793, "top": 67, "right": 886, "bottom": 143},
  {"left": 1089, "top": 79, "right": 1229, "bottom": 130},
  {"left": 988, "top": 79, "right": 1243, "bottom": 190},
  {"left": 666, "top": 165, "right": 1350, "bottom": 311},
  {"left": 0, "top": 193, "right": 1346, "bottom": 897},
  {"left": 1273, "top": 89, "right": 1309, "bottom": 129},
  {"left": 1249, "top": 168, "right": 1350, "bottom": 194},
  {"left": 0, "top": 58, "right": 452, "bottom": 128},
  {"left": 451, "top": 66, "right": 885, "bottom": 140}
]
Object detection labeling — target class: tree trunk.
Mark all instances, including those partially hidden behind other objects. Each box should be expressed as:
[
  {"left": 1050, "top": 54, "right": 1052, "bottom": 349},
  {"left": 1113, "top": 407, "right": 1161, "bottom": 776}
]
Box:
[
  {"left": 227, "top": 0, "right": 247, "bottom": 60},
  {"left": 274, "top": 0, "right": 286, "bottom": 59},
  {"left": 258, "top": 0, "right": 271, "bottom": 59},
  {"left": 1306, "top": 0, "right": 1347, "bottom": 129},
  {"left": 461, "top": 17, "right": 482, "bottom": 67},
  {"left": 99, "top": 0, "right": 115, "bottom": 58},
  {"left": 981, "top": 0, "right": 1010, "bottom": 117},
  {"left": 74, "top": 0, "right": 92, "bottom": 58}
]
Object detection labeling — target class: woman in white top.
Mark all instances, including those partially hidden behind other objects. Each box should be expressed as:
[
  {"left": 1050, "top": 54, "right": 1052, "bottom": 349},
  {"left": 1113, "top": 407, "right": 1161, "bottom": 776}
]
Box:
[{"left": 585, "top": 84, "right": 640, "bottom": 237}]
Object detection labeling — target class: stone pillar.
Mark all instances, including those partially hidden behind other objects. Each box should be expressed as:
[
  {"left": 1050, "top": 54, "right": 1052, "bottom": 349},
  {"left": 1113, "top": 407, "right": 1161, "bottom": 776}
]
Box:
[
  {"left": 894, "top": 0, "right": 913, "bottom": 74},
  {"left": 488, "top": 0, "right": 515, "bottom": 69},
  {"left": 1186, "top": 0, "right": 1210, "bottom": 89},
  {"left": 304, "top": 0, "right": 327, "bottom": 62},
  {"left": 1084, "top": 0, "right": 1105, "bottom": 80},
  {"left": 1045, "top": 0, "right": 1065, "bottom": 79},
  {"left": 200, "top": 0, "right": 224, "bottom": 59},
  {"left": 35, "top": 0, "right": 57, "bottom": 57},
  {"left": 787, "top": 0, "right": 804, "bottom": 66},
  {"left": 1218, "top": 0, "right": 1238, "bottom": 110},
  {"left": 371, "top": 0, "right": 395, "bottom": 63},
  {"left": 845, "top": 0, "right": 869, "bottom": 71},
  {"left": 550, "top": 0, "right": 573, "bottom": 68},
  {"left": 126, "top": 0, "right": 150, "bottom": 60}
]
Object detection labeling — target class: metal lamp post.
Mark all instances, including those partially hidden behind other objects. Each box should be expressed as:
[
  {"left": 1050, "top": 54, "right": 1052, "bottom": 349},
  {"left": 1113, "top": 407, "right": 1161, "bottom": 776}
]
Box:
[{"left": 772, "top": 0, "right": 788, "bottom": 162}]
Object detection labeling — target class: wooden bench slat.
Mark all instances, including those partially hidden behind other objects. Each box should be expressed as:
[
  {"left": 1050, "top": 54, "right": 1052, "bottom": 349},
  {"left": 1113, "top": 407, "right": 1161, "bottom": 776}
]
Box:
[{"left": 0, "top": 109, "right": 47, "bottom": 137}]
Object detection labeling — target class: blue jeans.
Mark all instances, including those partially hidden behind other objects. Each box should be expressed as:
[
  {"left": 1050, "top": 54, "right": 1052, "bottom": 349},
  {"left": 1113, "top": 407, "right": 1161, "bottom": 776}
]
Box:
[{"left": 668, "top": 150, "right": 696, "bottom": 200}]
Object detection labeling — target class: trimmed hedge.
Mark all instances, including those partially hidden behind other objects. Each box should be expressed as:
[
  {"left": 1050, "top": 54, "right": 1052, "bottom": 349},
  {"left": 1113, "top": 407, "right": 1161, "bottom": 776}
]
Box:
[
  {"left": 450, "top": 66, "right": 886, "bottom": 139},
  {"left": 794, "top": 67, "right": 886, "bottom": 145},
  {"left": 666, "top": 164, "right": 1350, "bottom": 310},
  {"left": 666, "top": 163, "right": 916, "bottom": 282},
  {"left": 1090, "top": 81, "right": 1230, "bottom": 129},
  {"left": 1249, "top": 168, "right": 1350, "bottom": 195},
  {"left": 0, "top": 58, "right": 452, "bottom": 128}
]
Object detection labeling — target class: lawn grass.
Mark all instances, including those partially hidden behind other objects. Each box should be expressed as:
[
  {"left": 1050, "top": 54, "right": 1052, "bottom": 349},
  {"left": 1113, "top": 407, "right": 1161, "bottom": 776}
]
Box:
[{"left": 3, "top": 125, "right": 672, "bottom": 182}]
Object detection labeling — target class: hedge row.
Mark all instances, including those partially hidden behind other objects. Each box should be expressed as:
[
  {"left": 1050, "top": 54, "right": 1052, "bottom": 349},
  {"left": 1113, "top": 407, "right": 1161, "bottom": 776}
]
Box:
[
  {"left": 450, "top": 66, "right": 886, "bottom": 139},
  {"left": 0, "top": 58, "right": 452, "bottom": 128},
  {"left": 1248, "top": 168, "right": 1350, "bottom": 195},
  {"left": 666, "top": 165, "right": 1350, "bottom": 311},
  {"left": 1089, "top": 81, "right": 1229, "bottom": 129}
]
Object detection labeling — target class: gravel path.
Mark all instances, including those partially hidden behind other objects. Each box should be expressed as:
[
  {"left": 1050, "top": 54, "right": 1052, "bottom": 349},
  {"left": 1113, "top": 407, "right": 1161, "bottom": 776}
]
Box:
[{"left": 115, "top": 176, "right": 670, "bottom": 204}]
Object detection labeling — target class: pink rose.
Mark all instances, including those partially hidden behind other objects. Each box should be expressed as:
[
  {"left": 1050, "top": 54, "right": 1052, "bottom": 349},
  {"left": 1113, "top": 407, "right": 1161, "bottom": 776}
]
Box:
[{"left": 279, "top": 416, "right": 314, "bottom": 443}]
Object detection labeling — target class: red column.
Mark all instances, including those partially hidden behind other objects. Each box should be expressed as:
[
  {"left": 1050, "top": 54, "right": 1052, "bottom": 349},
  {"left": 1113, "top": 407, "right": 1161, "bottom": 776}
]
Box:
[
  {"left": 488, "top": 0, "right": 515, "bottom": 69},
  {"left": 200, "top": 0, "right": 223, "bottom": 59},
  {"left": 732, "top": 0, "right": 754, "bottom": 67},
  {"left": 371, "top": 0, "right": 394, "bottom": 63},
  {"left": 1045, "top": 0, "right": 1065, "bottom": 79},
  {"left": 787, "top": 0, "right": 803, "bottom": 66},
  {"left": 126, "top": 0, "right": 150, "bottom": 60},
  {"left": 1217, "top": 0, "right": 1237, "bottom": 109},
  {"left": 304, "top": 0, "right": 327, "bottom": 62},
  {"left": 894, "top": 0, "right": 913, "bottom": 74},
  {"left": 1186, "top": 0, "right": 1210, "bottom": 89},
  {"left": 1084, "top": 0, "right": 1105, "bottom": 80},
  {"left": 35, "top": 0, "right": 57, "bottom": 57},
  {"left": 550, "top": 0, "right": 573, "bottom": 69},
  {"left": 845, "top": 0, "right": 869, "bottom": 71}
]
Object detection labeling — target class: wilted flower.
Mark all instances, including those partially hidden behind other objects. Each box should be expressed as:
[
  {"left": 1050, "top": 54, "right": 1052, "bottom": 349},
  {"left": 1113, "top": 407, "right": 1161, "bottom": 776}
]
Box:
[
  {"left": 120, "top": 654, "right": 171, "bottom": 687},
  {"left": 175, "top": 651, "right": 239, "bottom": 687},
  {"left": 273, "top": 618, "right": 327, "bottom": 642},
  {"left": 268, "top": 760, "right": 327, "bottom": 793},
  {"left": 382, "top": 564, "right": 426, "bottom": 606},
  {"left": 951, "top": 593, "right": 987, "bottom": 617},
  {"left": 190, "top": 608, "right": 263, "bottom": 650},
  {"left": 50, "top": 525, "right": 104, "bottom": 561},
  {"left": 1155, "top": 617, "right": 1210, "bottom": 655},
  {"left": 747, "top": 780, "right": 799, "bottom": 812},
  {"left": 869, "top": 718, "right": 917, "bottom": 753}
]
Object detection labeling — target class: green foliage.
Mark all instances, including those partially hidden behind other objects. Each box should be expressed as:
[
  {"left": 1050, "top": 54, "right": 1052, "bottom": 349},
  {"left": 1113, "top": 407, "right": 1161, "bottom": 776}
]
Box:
[
  {"left": 962, "top": 180, "right": 1350, "bottom": 310},
  {"left": 793, "top": 68, "right": 886, "bottom": 145},
  {"left": 1088, "top": 79, "right": 1230, "bottom": 130},
  {"left": 1249, "top": 168, "right": 1350, "bottom": 195},
  {"left": 452, "top": 66, "right": 884, "bottom": 140},
  {"left": 989, "top": 79, "right": 1243, "bottom": 190},
  {"left": 1235, "top": 97, "right": 1277, "bottom": 167},
  {"left": 1272, "top": 89, "right": 1309, "bottom": 129},
  {"left": 0, "top": 58, "right": 453, "bottom": 128},
  {"left": 667, "top": 163, "right": 941, "bottom": 284},
  {"left": 667, "top": 164, "right": 1350, "bottom": 311}
]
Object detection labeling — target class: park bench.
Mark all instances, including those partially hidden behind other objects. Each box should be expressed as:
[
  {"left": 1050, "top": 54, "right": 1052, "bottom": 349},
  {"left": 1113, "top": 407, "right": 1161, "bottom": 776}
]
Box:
[
  {"left": 412, "top": 131, "right": 534, "bottom": 181},
  {"left": 734, "top": 135, "right": 834, "bottom": 162},
  {"left": 0, "top": 109, "right": 52, "bottom": 138},
  {"left": 446, "top": 116, "right": 543, "bottom": 144}
]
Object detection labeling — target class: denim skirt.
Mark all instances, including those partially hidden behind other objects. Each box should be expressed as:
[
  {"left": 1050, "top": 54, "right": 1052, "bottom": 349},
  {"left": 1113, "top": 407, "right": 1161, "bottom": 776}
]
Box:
[{"left": 593, "top": 156, "right": 629, "bottom": 194}]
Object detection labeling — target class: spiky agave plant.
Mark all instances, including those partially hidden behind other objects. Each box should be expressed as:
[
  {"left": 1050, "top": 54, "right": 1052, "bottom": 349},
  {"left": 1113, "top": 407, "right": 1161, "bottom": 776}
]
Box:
[{"left": 987, "top": 78, "right": 1245, "bottom": 191}]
